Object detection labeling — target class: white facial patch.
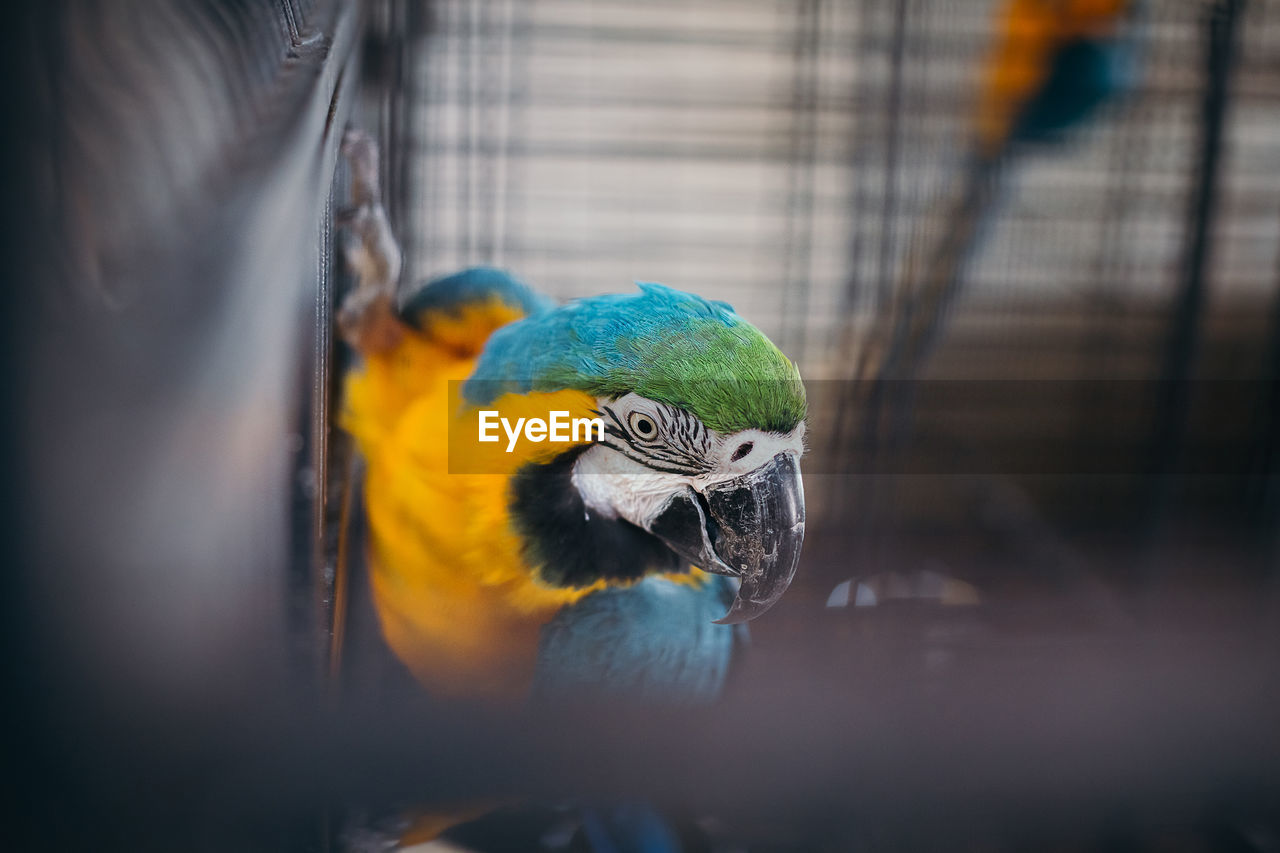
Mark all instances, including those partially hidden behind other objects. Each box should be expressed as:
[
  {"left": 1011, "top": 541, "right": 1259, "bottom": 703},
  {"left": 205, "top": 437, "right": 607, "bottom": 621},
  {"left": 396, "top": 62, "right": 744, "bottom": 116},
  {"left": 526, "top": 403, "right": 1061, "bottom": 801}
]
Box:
[
  {"left": 694, "top": 421, "right": 806, "bottom": 487},
  {"left": 571, "top": 443, "right": 686, "bottom": 526},
  {"left": 570, "top": 395, "right": 806, "bottom": 532}
]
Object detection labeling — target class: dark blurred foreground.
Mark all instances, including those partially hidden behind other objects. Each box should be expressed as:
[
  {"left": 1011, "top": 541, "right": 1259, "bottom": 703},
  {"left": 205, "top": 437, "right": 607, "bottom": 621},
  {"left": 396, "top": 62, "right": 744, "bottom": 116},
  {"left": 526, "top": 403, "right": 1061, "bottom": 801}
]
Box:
[
  {"left": 12, "top": 590, "right": 1280, "bottom": 852},
  {"left": 3, "top": 1, "right": 1280, "bottom": 851}
]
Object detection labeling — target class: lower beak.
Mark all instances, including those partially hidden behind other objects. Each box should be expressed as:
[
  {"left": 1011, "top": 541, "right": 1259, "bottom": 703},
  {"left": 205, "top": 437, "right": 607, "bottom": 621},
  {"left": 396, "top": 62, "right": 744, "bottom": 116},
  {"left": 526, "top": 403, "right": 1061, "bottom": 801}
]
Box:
[{"left": 646, "top": 453, "right": 805, "bottom": 624}]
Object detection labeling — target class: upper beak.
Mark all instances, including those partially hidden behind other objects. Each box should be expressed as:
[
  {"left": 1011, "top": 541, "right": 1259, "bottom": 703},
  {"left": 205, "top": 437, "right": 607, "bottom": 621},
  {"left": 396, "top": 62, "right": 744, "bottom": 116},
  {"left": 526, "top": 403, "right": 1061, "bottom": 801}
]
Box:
[{"left": 646, "top": 452, "right": 805, "bottom": 624}]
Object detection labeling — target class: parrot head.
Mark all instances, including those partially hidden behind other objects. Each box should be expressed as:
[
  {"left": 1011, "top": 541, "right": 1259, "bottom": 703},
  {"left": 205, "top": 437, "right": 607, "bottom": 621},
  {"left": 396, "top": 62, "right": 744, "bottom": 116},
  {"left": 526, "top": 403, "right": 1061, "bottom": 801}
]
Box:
[{"left": 465, "top": 283, "right": 806, "bottom": 624}]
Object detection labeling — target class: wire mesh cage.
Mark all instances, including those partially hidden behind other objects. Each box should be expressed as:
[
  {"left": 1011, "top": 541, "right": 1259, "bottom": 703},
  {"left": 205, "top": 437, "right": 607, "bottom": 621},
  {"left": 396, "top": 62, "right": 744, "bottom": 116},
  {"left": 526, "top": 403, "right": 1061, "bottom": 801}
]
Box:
[
  {"left": 8, "top": 1, "right": 1280, "bottom": 851},
  {"left": 325, "top": 2, "right": 1280, "bottom": 846},
  {"left": 383, "top": 0, "right": 1280, "bottom": 561},
  {"left": 396, "top": 0, "right": 1279, "bottom": 365}
]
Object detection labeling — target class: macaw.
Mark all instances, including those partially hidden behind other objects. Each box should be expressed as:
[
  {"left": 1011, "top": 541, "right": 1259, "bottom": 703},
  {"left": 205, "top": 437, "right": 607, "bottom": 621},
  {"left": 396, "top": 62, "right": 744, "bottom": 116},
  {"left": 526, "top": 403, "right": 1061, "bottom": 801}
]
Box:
[
  {"left": 853, "top": 0, "right": 1141, "bottom": 386},
  {"left": 977, "top": 0, "right": 1141, "bottom": 154},
  {"left": 341, "top": 267, "right": 806, "bottom": 702},
  {"left": 333, "top": 130, "right": 806, "bottom": 850}
]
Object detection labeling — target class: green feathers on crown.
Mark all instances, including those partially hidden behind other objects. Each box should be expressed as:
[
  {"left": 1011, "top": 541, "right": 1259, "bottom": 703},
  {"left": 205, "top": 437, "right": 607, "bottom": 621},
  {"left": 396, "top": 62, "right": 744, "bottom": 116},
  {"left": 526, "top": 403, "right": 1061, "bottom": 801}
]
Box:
[{"left": 464, "top": 281, "right": 806, "bottom": 434}]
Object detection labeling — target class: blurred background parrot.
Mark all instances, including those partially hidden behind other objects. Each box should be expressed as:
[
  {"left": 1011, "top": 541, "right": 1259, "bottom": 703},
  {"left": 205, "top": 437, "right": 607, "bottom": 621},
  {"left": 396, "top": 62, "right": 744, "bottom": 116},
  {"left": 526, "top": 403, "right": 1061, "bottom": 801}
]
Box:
[
  {"left": 854, "top": 0, "right": 1142, "bottom": 387},
  {"left": 334, "top": 130, "right": 807, "bottom": 850}
]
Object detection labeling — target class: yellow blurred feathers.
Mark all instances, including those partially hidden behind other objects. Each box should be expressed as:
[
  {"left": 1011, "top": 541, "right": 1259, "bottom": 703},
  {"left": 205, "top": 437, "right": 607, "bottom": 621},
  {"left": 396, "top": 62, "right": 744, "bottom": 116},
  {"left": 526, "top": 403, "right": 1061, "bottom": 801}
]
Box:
[{"left": 342, "top": 299, "right": 602, "bottom": 699}]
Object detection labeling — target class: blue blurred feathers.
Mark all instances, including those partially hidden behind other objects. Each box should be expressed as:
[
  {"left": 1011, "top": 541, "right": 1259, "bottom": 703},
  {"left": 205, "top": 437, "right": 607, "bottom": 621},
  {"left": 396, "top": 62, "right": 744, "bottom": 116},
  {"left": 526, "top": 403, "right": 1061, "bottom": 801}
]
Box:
[{"left": 534, "top": 574, "right": 738, "bottom": 703}]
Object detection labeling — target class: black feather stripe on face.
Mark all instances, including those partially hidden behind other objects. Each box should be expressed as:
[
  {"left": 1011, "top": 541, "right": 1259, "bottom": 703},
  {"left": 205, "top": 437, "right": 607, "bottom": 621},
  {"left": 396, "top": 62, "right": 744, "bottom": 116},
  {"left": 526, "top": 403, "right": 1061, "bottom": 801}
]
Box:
[
  {"left": 597, "top": 399, "right": 713, "bottom": 476},
  {"left": 508, "top": 445, "right": 686, "bottom": 588}
]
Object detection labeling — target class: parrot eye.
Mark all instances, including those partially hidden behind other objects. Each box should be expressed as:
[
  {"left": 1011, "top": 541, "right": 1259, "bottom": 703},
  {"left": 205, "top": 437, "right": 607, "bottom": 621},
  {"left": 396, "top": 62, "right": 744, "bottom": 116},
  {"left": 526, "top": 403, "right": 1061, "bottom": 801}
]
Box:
[{"left": 628, "top": 412, "right": 659, "bottom": 440}]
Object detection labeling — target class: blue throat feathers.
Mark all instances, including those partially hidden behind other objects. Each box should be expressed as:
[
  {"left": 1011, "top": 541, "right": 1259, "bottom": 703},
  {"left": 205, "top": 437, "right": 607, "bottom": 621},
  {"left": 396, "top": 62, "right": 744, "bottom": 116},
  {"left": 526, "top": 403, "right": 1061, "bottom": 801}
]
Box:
[{"left": 508, "top": 445, "right": 686, "bottom": 588}]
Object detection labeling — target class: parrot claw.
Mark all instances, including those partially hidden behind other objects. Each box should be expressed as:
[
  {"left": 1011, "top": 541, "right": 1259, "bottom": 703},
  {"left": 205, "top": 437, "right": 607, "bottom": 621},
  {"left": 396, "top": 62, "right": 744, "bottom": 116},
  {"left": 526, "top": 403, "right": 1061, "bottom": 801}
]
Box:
[{"left": 335, "top": 126, "right": 406, "bottom": 355}]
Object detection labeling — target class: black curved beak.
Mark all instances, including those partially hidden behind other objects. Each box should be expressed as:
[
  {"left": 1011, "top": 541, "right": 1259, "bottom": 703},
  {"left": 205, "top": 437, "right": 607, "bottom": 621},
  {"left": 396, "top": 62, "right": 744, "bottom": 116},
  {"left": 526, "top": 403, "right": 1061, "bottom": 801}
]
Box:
[{"left": 646, "top": 452, "right": 805, "bottom": 624}]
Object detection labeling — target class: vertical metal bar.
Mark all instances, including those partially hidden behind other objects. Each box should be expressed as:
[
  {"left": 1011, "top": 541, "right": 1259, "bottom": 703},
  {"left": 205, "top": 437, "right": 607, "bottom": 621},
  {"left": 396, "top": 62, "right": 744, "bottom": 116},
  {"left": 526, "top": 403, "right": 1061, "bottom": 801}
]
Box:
[
  {"left": 836, "top": 0, "right": 878, "bottom": 323},
  {"left": 478, "top": 0, "right": 507, "bottom": 264},
  {"left": 1145, "top": 0, "right": 1246, "bottom": 538},
  {"left": 500, "top": 0, "right": 532, "bottom": 268},
  {"left": 407, "top": 0, "right": 437, "bottom": 281},
  {"left": 825, "top": 0, "right": 909, "bottom": 523},
  {"left": 779, "top": 0, "right": 821, "bottom": 364},
  {"left": 396, "top": 0, "right": 417, "bottom": 278},
  {"left": 467, "top": 0, "right": 482, "bottom": 262},
  {"left": 825, "top": 1, "right": 880, "bottom": 517},
  {"left": 280, "top": 0, "right": 317, "bottom": 48},
  {"left": 289, "top": 182, "right": 337, "bottom": 723},
  {"left": 382, "top": 0, "right": 422, "bottom": 285},
  {"left": 875, "top": 0, "right": 909, "bottom": 317},
  {"left": 280, "top": 0, "right": 301, "bottom": 45},
  {"left": 313, "top": 187, "right": 334, "bottom": 677},
  {"left": 1255, "top": 219, "right": 1280, "bottom": 592},
  {"left": 457, "top": 0, "right": 474, "bottom": 263},
  {"left": 384, "top": 0, "right": 403, "bottom": 270},
  {"left": 313, "top": 181, "right": 337, "bottom": 853},
  {"left": 854, "top": 0, "right": 911, "bottom": 565}
]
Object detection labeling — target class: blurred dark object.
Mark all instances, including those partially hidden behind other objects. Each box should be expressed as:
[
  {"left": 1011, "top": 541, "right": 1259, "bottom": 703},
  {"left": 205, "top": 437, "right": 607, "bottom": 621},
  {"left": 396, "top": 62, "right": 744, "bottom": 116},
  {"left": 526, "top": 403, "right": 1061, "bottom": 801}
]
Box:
[{"left": 4, "top": 0, "right": 360, "bottom": 850}]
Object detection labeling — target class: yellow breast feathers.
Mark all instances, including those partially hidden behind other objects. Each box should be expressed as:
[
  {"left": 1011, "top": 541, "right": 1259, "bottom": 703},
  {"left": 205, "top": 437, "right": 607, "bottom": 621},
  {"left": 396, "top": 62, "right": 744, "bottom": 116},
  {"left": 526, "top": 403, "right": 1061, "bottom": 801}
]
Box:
[{"left": 341, "top": 299, "right": 606, "bottom": 700}]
